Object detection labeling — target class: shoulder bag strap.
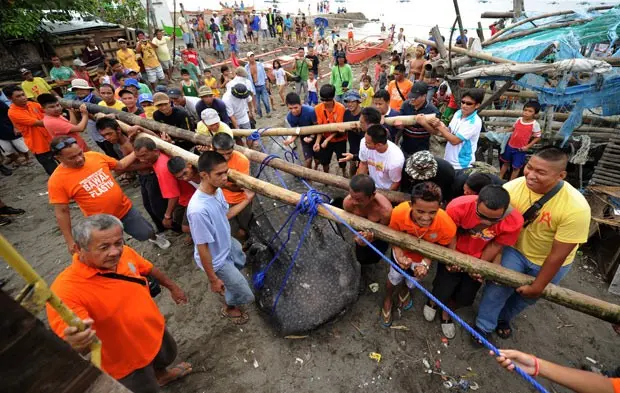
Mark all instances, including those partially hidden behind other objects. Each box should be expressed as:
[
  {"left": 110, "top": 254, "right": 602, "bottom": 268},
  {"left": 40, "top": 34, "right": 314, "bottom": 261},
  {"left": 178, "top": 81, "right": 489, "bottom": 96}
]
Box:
[
  {"left": 97, "top": 272, "right": 147, "bottom": 286},
  {"left": 522, "top": 180, "right": 564, "bottom": 228},
  {"left": 394, "top": 81, "right": 406, "bottom": 101}
]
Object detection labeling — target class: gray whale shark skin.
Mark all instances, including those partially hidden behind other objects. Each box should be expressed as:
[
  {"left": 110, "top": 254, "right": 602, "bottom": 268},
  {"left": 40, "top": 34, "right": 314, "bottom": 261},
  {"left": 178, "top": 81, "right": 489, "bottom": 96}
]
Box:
[{"left": 245, "top": 152, "right": 360, "bottom": 335}]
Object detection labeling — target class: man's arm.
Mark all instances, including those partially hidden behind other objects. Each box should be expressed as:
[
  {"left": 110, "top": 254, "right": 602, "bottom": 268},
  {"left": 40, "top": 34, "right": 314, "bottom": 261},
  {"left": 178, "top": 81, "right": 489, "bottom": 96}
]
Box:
[
  {"left": 114, "top": 151, "right": 137, "bottom": 172},
  {"left": 227, "top": 190, "right": 255, "bottom": 219},
  {"left": 421, "top": 115, "right": 462, "bottom": 145},
  {"left": 196, "top": 243, "right": 225, "bottom": 294},
  {"left": 479, "top": 241, "right": 504, "bottom": 262},
  {"left": 229, "top": 114, "right": 239, "bottom": 129},
  {"left": 148, "top": 266, "right": 187, "bottom": 303},
  {"left": 388, "top": 181, "right": 401, "bottom": 191},
  {"left": 163, "top": 197, "right": 179, "bottom": 228},
  {"left": 356, "top": 161, "right": 369, "bottom": 175},
  {"left": 54, "top": 204, "right": 75, "bottom": 253},
  {"left": 517, "top": 240, "right": 577, "bottom": 298},
  {"left": 68, "top": 107, "right": 89, "bottom": 132},
  {"left": 521, "top": 136, "right": 541, "bottom": 151}
]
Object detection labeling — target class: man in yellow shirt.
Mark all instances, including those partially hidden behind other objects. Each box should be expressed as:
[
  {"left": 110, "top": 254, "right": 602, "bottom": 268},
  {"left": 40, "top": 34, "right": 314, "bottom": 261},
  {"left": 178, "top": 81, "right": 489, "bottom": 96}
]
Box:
[
  {"left": 136, "top": 31, "right": 165, "bottom": 90},
  {"left": 98, "top": 83, "right": 126, "bottom": 111},
  {"left": 115, "top": 38, "right": 140, "bottom": 73},
  {"left": 20, "top": 68, "right": 58, "bottom": 99},
  {"left": 474, "top": 147, "right": 591, "bottom": 341},
  {"left": 151, "top": 29, "right": 173, "bottom": 81}
]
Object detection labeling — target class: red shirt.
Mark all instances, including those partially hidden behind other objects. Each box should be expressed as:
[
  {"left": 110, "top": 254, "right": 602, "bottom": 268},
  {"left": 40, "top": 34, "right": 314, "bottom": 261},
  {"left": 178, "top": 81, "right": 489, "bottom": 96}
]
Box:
[
  {"left": 181, "top": 49, "right": 199, "bottom": 66},
  {"left": 446, "top": 195, "right": 524, "bottom": 258},
  {"left": 152, "top": 153, "right": 195, "bottom": 206},
  {"left": 43, "top": 114, "right": 89, "bottom": 152},
  {"left": 508, "top": 117, "right": 541, "bottom": 149}
]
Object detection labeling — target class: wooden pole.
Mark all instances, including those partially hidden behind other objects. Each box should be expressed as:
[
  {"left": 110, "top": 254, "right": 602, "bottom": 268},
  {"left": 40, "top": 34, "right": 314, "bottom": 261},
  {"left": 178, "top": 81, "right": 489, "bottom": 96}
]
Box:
[
  {"left": 110, "top": 117, "right": 410, "bottom": 203},
  {"left": 484, "top": 89, "right": 537, "bottom": 98},
  {"left": 478, "top": 80, "right": 514, "bottom": 112},
  {"left": 481, "top": 11, "right": 515, "bottom": 19},
  {"left": 137, "top": 133, "right": 620, "bottom": 324},
  {"left": 513, "top": 0, "right": 524, "bottom": 19},
  {"left": 483, "top": 6, "right": 614, "bottom": 46},
  {"left": 452, "top": 0, "right": 466, "bottom": 42},
  {"left": 430, "top": 25, "right": 462, "bottom": 102},
  {"left": 414, "top": 37, "right": 518, "bottom": 64},
  {"left": 476, "top": 21, "right": 485, "bottom": 42}
]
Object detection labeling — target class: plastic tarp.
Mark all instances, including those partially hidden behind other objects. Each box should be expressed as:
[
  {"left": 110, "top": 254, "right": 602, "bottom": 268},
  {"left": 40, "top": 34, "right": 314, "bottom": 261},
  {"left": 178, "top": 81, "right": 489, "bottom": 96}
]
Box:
[
  {"left": 477, "top": 7, "right": 620, "bottom": 143},
  {"left": 455, "top": 59, "right": 612, "bottom": 79}
]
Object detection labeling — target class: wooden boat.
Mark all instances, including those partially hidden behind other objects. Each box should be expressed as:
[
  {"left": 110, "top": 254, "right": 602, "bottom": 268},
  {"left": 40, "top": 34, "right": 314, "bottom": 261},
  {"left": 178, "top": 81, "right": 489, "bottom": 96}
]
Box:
[{"left": 346, "top": 34, "right": 393, "bottom": 64}]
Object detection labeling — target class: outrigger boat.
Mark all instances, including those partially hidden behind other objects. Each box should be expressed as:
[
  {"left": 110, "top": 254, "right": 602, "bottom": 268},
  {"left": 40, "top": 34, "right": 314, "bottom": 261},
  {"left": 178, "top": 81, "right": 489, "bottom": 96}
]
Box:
[{"left": 345, "top": 33, "right": 394, "bottom": 64}]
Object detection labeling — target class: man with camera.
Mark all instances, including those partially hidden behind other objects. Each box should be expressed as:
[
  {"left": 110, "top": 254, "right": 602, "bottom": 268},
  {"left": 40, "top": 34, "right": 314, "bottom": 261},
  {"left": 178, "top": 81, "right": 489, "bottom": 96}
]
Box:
[{"left": 292, "top": 47, "right": 313, "bottom": 104}]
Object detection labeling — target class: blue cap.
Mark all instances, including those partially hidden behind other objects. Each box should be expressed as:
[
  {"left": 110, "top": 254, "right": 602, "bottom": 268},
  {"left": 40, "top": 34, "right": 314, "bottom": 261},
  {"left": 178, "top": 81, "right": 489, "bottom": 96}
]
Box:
[
  {"left": 138, "top": 93, "right": 153, "bottom": 104},
  {"left": 123, "top": 78, "right": 140, "bottom": 88},
  {"left": 343, "top": 90, "right": 361, "bottom": 102},
  {"left": 155, "top": 85, "right": 168, "bottom": 93}
]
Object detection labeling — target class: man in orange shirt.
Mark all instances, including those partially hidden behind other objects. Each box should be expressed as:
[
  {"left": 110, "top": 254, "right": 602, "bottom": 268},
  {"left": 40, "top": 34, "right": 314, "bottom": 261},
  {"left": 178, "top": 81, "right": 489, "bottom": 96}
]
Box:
[
  {"left": 212, "top": 133, "right": 253, "bottom": 241},
  {"left": 382, "top": 181, "right": 456, "bottom": 327},
  {"left": 48, "top": 135, "right": 171, "bottom": 254},
  {"left": 386, "top": 64, "right": 413, "bottom": 112},
  {"left": 3, "top": 85, "right": 57, "bottom": 175},
  {"left": 314, "top": 84, "right": 347, "bottom": 176},
  {"left": 47, "top": 214, "right": 191, "bottom": 393}
]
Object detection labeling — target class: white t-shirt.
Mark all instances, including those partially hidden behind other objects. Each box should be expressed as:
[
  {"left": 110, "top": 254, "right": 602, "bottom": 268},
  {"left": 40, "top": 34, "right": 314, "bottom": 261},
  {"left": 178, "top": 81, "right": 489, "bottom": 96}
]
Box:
[
  {"left": 260, "top": 16, "right": 268, "bottom": 30},
  {"left": 358, "top": 140, "right": 405, "bottom": 190},
  {"left": 178, "top": 16, "right": 189, "bottom": 33},
  {"left": 348, "top": 23, "right": 354, "bottom": 32},
  {"left": 226, "top": 75, "right": 255, "bottom": 95},
  {"left": 274, "top": 68, "right": 286, "bottom": 85},
  {"left": 444, "top": 109, "right": 482, "bottom": 170},
  {"left": 307, "top": 79, "right": 318, "bottom": 92},
  {"left": 223, "top": 91, "right": 253, "bottom": 125}
]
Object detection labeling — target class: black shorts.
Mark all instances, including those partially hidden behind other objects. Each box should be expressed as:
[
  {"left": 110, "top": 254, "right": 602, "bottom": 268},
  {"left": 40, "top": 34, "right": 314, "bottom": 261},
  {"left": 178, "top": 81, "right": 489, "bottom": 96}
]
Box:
[
  {"left": 319, "top": 140, "right": 347, "bottom": 168},
  {"left": 431, "top": 262, "right": 482, "bottom": 308},
  {"left": 229, "top": 201, "right": 253, "bottom": 234},
  {"left": 355, "top": 238, "right": 389, "bottom": 265}
]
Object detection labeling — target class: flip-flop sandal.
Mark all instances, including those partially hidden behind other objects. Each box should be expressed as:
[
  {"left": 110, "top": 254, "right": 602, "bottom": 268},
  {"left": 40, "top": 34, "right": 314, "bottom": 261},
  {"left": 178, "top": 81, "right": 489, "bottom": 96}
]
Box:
[
  {"left": 398, "top": 291, "right": 413, "bottom": 311},
  {"left": 158, "top": 362, "right": 192, "bottom": 387},
  {"left": 495, "top": 320, "right": 513, "bottom": 339},
  {"left": 441, "top": 317, "right": 456, "bottom": 339},
  {"left": 220, "top": 306, "right": 249, "bottom": 325},
  {"left": 380, "top": 307, "right": 392, "bottom": 328}
]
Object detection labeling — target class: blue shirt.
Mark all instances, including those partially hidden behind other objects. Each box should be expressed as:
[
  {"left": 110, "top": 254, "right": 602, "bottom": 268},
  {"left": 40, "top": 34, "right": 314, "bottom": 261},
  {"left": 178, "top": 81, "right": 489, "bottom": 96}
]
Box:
[
  {"left": 187, "top": 188, "right": 232, "bottom": 272},
  {"left": 285, "top": 17, "right": 293, "bottom": 28},
  {"left": 286, "top": 105, "right": 317, "bottom": 127},
  {"left": 251, "top": 16, "right": 260, "bottom": 31},
  {"left": 385, "top": 108, "right": 400, "bottom": 141},
  {"left": 445, "top": 109, "right": 482, "bottom": 170},
  {"left": 245, "top": 62, "right": 267, "bottom": 87}
]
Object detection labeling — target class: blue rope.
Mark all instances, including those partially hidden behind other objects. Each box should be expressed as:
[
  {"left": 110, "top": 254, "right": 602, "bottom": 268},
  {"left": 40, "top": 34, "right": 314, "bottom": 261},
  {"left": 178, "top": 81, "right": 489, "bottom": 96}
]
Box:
[{"left": 317, "top": 201, "right": 551, "bottom": 393}]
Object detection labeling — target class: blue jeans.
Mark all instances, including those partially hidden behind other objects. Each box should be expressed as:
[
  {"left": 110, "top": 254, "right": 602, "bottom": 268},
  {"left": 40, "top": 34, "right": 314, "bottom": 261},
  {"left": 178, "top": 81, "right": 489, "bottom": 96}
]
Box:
[
  {"left": 182, "top": 32, "right": 193, "bottom": 45},
  {"left": 215, "top": 238, "right": 255, "bottom": 306},
  {"left": 475, "top": 247, "right": 572, "bottom": 333},
  {"left": 254, "top": 84, "right": 271, "bottom": 117},
  {"left": 120, "top": 206, "right": 156, "bottom": 241}
]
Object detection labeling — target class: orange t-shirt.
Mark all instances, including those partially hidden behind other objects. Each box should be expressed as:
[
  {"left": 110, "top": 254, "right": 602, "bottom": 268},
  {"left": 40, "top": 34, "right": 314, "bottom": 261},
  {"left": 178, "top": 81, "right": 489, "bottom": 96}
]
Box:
[
  {"left": 48, "top": 151, "right": 132, "bottom": 218},
  {"left": 315, "top": 101, "right": 347, "bottom": 143},
  {"left": 612, "top": 378, "right": 620, "bottom": 393},
  {"left": 224, "top": 151, "right": 250, "bottom": 204},
  {"left": 389, "top": 201, "right": 456, "bottom": 262},
  {"left": 387, "top": 79, "right": 413, "bottom": 111},
  {"left": 7, "top": 102, "right": 52, "bottom": 154},
  {"left": 46, "top": 246, "right": 165, "bottom": 379}
]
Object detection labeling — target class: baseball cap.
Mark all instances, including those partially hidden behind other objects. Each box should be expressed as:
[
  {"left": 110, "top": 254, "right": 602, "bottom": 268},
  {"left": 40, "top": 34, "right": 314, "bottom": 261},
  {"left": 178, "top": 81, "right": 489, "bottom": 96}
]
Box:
[
  {"left": 123, "top": 78, "right": 140, "bottom": 89},
  {"left": 198, "top": 86, "right": 214, "bottom": 97},
  {"left": 138, "top": 93, "right": 153, "bottom": 104},
  {"left": 19, "top": 68, "right": 31, "bottom": 75},
  {"left": 405, "top": 151, "right": 438, "bottom": 180},
  {"left": 73, "top": 58, "right": 87, "bottom": 67},
  {"left": 118, "top": 88, "right": 134, "bottom": 97},
  {"left": 153, "top": 92, "right": 170, "bottom": 106},
  {"left": 343, "top": 90, "right": 361, "bottom": 102},
  {"left": 408, "top": 81, "right": 429, "bottom": 99},
  {"left": 231, "top": 83, "right": 250, "bottom": 99},
  {"left": 68, "top": 79, "right": 94, "bottom": 91},
  {"left": 117, "top": 38, "right": 127, "bottom": 43},
  {"left": 246, "top": 51, "right": 255, "bottom": 57},
  {"left": 155, "top": 85, "right": 168, "bottom": 93},
  {"left": 201, "top": 108, "right": 220, "bottom": 126},
  {"left": 167, "top": 88, "right": 183, "bottom": 99}
]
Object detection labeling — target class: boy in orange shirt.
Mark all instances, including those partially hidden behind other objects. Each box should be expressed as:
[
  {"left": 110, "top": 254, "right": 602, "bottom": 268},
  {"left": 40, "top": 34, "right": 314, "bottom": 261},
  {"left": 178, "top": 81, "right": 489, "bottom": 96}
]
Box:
[
  {"left": 314, "top": 84, "right": 347, "bottom": 176},
  {"left": 212, "top": 133, "right": 252, "bottom": 241},
  {"left": 382, "top": 181, "right": 456, "bottom": 327}
]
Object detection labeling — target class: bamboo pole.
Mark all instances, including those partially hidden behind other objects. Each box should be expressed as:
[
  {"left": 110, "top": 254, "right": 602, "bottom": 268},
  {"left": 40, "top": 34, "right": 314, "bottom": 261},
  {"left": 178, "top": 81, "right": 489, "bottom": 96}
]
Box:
[
  {"left": 483, "top": 6, "right": 614, "bottom": 46},
  {"left": 137, "top": 133, "right": 620, "bottom": 324},
  {"left": 110, "top": 118, "right": 410, "bottom": 203},
  {"left": 481, "top": 11, "right": 515, "bottom": 19},
  {"left": 478, "top": 81, "right": 514, "bottom": 112},
  {"left": 484, "top": 89, "right": 538, "bottom": 98},
  {"left": 414, "top": 37, "right": 518, "bottom": 64},
  {"left": 430, "top": 25, "right": 462, "bottom": 102}
]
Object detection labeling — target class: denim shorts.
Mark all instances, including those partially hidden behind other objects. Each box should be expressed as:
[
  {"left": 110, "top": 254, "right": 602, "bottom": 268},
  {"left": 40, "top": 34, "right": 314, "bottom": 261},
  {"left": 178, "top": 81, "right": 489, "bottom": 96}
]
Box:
[{"left": 215, "top": 238, "right": 255, "bottom": 306}]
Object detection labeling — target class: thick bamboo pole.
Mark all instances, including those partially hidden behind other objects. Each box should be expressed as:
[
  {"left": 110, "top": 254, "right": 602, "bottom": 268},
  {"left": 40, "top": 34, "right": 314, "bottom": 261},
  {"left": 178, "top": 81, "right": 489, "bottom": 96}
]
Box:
[
  {"left": 414, "top": 37, "right": 518, "bottom": 64},
  {"left": 138, "top": 133, "right": 620, "bottom": 324},
  {"left": 483, "top": 6, "right": 614, "bottom": 46},
  {"left": 111, "top": 118, "right": 410, "bottom": 203}
]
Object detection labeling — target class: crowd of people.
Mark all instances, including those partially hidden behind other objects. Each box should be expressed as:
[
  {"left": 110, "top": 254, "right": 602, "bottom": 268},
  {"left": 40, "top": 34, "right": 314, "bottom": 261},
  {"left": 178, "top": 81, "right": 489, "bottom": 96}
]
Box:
[{"left": 0, "top": 13, "right": 613, "bottom": 393}]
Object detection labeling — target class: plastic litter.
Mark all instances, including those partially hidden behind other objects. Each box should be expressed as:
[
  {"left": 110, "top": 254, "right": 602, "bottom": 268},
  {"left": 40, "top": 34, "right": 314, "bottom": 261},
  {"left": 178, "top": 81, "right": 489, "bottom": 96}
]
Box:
[
  {"left": 295, "top": 357, "right": 304, "bottom": 366},
  {"left": 369, "top": 352, "right": 382, "bottom": 363},
  {"left": 253, "top": 359, "right": 259, "bottom": 368},
  {"left": 422, "top": 358, "right": 431, "bottom": 369},
  {"left": 369, "top": 283, "right": 379, "bottom": 292},
  {"left": 586, "top": 357, "right": 598, "bottom": 364}
]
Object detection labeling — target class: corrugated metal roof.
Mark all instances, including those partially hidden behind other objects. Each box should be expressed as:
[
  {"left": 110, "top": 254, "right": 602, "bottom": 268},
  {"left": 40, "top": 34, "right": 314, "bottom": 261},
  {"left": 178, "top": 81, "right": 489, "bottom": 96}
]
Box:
[{"left": 41, "top": 11, "right": 119, "bottom": 35}]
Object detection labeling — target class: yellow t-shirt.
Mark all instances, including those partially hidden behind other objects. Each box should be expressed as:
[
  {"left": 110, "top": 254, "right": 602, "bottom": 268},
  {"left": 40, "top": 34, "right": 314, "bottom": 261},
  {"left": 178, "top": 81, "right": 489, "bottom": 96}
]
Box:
[
  {"left": 204, "top": 77, "right": 220, "bottom": 98},
  {"left": 116, "top": 48, "right": 141, "bottom": 72},
  {"left": 504, "top": 177, "right": 590, "bottom": 266},
  {"left": 98, "top": 100, "right": 126, "bottom": 111},
  {"left": 140, "top": 44, "right": 161, "bottom": 69},
  {"left": 359, "top": 86, "right": 374, "bottom": 108},
  {"left": 22, "top": 78, "right": 52, "bottom": 99},
  {"left": 196, "top": 121, "right": 233, "bottom": 138}
]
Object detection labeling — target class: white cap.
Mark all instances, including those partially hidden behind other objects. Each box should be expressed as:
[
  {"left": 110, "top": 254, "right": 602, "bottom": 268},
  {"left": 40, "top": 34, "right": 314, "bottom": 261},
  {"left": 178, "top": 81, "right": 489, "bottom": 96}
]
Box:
[
  {"left": 73, "top": 58, "right": 87, "bottom": 67},
  {"left": 246, "top": 51, "right": 255, "bottom": 57},
  {"left": 201, "top": 108, "right": 220, "bottom": 126}
]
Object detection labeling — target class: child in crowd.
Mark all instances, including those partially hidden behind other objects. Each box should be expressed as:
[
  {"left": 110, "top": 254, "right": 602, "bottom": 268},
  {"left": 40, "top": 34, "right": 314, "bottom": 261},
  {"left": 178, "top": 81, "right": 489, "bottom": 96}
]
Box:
[
  {"left": 404, "top": 53, "right": 412, "bottom": 79},
  {"left": 95, "top": 66, "right": 110, "bottom": 88},
  {"left": 181, "top": 53, "right": 200, "bottom": 85},
  {"left": 138, "top": 93, "right": 156, "bottom": 119},
  {"left": 382, "top": 182, "right": 456, "bottom": 327},
  {"left": 307, "top": 70, "right": 319, "bottom": 106},
  {"left": 227, "top": 30, "right": 238, "bottom": 55},
  {"left": 358, "top": 65, "right": 369, "bottom": 85},
  {"left": 218, "top": 65, "right": 232, "bottom": 94},
  {"left": 499, "top": 101, "right": 542, "bottom": 180},
  {"left": 180, "top": 69, "right": 199, "bottom": 97},
  {"left": 273, "top": 60, "right": 287, "bottom": 106},
  {"left": 276, "top": 22, "right": 284, "bottom": 43},
  {"left": 181, "top": 43, "right": 200, "bottom": 66},
  {"left": 359, "top": 75, "right": 374, "bottom": 108},
  {"left": 433, "top": 84, "right": 450, "bottom": 113},
  {"left": 374, "top": 56, "right": 382, "bottom": 82},
  {"left": 203, "top": 68, "right": 220, "bottom": 97},
  {"left": 377, "top": 64, "right": 388, "bottom": 90}
]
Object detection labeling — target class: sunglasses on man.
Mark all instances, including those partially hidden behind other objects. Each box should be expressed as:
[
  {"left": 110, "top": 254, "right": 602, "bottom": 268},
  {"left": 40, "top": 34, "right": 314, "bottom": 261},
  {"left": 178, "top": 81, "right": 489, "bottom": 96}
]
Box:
[{"left": 51, "top": 137, "right": 77, "bottom": 153}]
